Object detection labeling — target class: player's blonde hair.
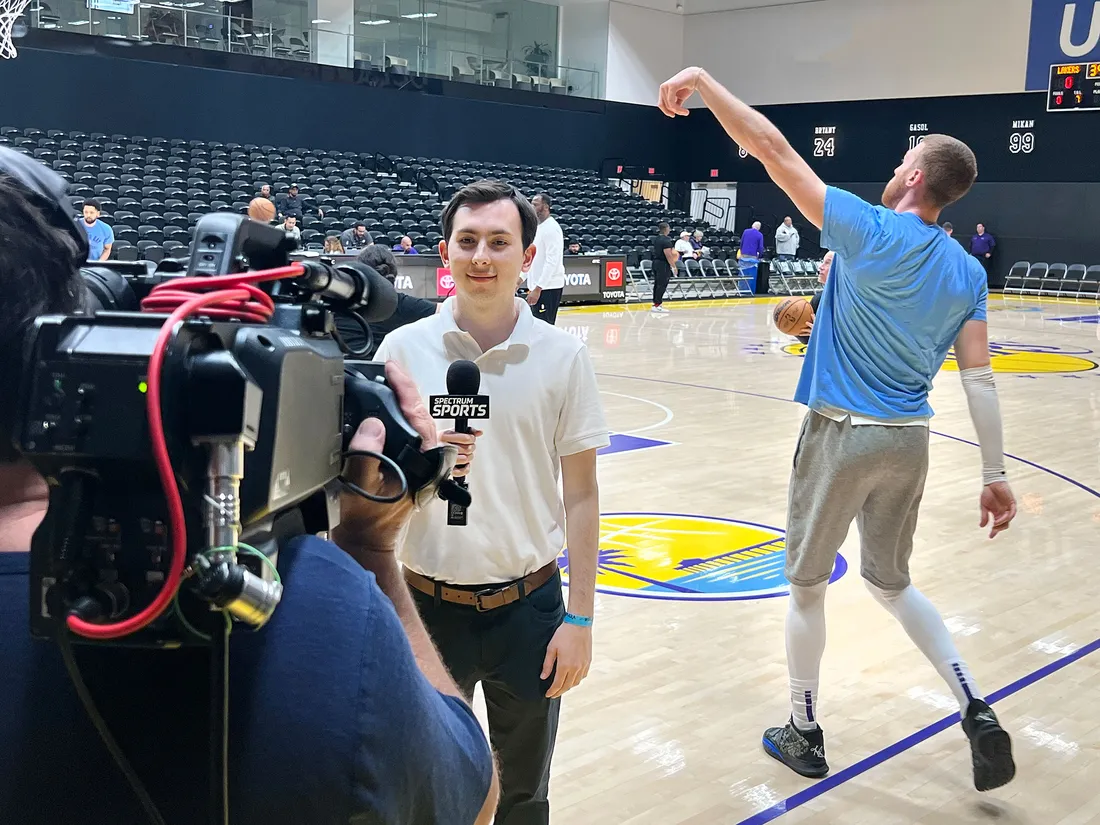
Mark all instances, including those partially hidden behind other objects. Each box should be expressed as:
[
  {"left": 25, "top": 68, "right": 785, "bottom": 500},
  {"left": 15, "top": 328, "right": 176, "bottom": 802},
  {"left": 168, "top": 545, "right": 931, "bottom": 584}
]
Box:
[{"left": 916, "top": 135, "right": 978, "bottom": 209}]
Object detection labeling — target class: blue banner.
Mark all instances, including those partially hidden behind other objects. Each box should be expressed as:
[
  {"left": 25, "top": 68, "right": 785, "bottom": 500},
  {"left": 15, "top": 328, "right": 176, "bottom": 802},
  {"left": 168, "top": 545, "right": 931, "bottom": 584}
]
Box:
[{"left": 1027, "top": 1, "right": 1100, "bottom": 90}]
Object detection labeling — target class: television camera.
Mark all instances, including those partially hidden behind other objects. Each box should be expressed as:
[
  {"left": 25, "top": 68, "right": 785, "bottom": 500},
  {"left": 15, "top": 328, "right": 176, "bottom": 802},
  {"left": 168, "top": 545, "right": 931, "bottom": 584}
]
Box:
[{"left": 14, "top": 212, "right": 467, "bottom": 649}]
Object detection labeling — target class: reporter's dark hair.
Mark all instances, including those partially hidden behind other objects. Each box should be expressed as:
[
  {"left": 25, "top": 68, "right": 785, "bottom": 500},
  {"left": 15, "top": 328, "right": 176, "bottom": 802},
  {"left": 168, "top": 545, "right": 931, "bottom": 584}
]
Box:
[
  {"left": 356, "top": 244, "right": 400, "bottom": 283},
  {"left": 440, "top": 179, "right": 537, "bottom": 248},
  {"left": 0, "top": 173, "right": 85, "bottom": 452}
]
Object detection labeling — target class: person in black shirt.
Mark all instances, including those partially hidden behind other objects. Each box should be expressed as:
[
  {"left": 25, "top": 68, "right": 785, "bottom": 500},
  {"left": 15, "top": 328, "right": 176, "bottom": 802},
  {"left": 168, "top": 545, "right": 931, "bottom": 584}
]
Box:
[
  {"left": 274, "top": 184, "right": 323, "bottom": 219},
  {"left": 650, "top": 221, "right": 678, "bottom": 315},
  {"left": 335, "top": 244, "right": 439, "bottom": 357}
]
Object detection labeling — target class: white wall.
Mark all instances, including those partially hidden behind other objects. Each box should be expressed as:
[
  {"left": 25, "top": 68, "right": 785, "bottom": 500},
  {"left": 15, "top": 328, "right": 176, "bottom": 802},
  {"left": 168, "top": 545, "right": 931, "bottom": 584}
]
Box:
[
  {"left": 558, "top": 1, "right": 610, "bottom": 98},
  {"left": 605, "top": 0, "right": 684, "bottom": 105},
  {"left": 682, "top": 0, "right": 1033, "bottom": 105}
]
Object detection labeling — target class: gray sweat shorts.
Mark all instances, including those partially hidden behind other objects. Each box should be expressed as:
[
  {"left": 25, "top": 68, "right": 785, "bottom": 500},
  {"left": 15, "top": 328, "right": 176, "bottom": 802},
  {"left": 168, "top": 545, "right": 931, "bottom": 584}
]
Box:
[{"left": 786, "top": 410, "right": 930, "bottom": 591}]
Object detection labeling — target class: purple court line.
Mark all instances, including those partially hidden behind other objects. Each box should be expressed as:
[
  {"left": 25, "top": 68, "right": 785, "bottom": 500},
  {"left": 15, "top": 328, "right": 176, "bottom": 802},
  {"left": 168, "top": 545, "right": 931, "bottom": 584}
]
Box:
[
  {"left": 597, "top": 373, "right": 1100, "bottom": 498},
  {"left": 735, "top": 635, "right": 1100, "bottom": 825},
  {"left": 597, "top": 372, "right": 1100, "bottom": 821}
]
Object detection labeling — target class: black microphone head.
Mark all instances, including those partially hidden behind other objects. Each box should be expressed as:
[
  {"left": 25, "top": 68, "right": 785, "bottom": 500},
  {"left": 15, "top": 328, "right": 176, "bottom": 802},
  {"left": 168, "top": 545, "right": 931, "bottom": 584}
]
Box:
[
  {"left": 337, "top": 261, "right": 399, "bottom": 323},
  {"left": 446, "top": 360, "right": 481, "bottom": 395}
]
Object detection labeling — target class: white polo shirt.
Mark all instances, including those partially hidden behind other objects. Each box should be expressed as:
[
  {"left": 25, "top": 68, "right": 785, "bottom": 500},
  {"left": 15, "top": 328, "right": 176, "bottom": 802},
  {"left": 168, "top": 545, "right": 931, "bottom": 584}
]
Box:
[
  {"left": 374, "top": 297, "right": 610, "bottom": 584},
  {"left": 527, "top": 216, "right": 565, "bottom": 291}
]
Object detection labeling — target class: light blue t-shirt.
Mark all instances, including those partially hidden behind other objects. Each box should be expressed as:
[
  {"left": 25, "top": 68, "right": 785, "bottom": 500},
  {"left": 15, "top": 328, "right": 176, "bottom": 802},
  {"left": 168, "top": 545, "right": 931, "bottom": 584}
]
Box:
[
  {"left": 795, "top": 187, "right": 988, "bottom": 420},
  {"left": 81, "top": 219, "right": 114, "bottom": 261}
]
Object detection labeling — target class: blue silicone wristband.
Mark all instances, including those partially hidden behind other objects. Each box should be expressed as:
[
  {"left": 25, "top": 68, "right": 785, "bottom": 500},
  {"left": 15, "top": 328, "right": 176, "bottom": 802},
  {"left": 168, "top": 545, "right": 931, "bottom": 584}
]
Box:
[{"left": 563, "top": 612, "right": 592, "bottom": 627}]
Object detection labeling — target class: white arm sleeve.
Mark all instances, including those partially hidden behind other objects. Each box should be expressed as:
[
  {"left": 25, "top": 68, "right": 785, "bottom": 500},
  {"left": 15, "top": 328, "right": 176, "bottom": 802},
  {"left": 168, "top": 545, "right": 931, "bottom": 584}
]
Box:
[{"left": 960, "top": 365, "right": 1007, "bottom": 485}]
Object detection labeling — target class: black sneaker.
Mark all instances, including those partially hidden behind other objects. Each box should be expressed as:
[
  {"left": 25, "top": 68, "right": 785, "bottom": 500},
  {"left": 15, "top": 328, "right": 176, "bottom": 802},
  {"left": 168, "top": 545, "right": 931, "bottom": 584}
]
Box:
[
  {"left": 762, "top": 718, "right": 829, "bottom": 778},
  {"left": 961, "top": 699, "right": 1016, "bottom": 791}
]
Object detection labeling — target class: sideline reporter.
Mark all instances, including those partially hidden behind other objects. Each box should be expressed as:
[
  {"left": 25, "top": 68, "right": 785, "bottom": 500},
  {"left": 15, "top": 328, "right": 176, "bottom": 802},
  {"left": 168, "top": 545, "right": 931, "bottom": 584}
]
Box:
[
  {"left": 376, "top": 180, "right": 609, "bottom": 825},
  {"left": 0, "top": 149, "right": 497, "bottom": 825}
]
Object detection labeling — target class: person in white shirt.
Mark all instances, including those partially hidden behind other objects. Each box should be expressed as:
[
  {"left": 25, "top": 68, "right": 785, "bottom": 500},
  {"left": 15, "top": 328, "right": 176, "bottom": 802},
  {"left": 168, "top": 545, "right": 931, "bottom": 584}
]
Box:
[
  {"left": 526, "top": 193, "right": 566, "bottom": 324},
  {"left": 675, "top": 231, "right": 695, "bottom": 259},
  {"left": 775, "top": 216, "right": 800, "bottom": 260},
  {"left": 375, "top": 180, "right": 609, "bottom": 825}
]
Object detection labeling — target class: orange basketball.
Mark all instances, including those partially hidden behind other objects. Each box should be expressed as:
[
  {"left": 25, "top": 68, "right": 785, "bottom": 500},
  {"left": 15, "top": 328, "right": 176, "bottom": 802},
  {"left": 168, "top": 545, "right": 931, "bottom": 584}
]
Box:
[
  {"left": 248, "top": 197, "right": 276, "bottom": 222},
  {"left": 773, "top": 297, "right": 814, "bottom": 336}
]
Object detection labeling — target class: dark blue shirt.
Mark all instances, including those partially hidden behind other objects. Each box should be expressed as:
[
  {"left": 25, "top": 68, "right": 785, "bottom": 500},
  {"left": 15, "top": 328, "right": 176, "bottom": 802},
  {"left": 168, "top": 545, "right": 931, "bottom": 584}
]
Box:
[
  {"left": 969, "top": 232, "right": 995, "bottom": 257},
  {"left": 0, "top": 536, "right": 492, "bottom": 825}
]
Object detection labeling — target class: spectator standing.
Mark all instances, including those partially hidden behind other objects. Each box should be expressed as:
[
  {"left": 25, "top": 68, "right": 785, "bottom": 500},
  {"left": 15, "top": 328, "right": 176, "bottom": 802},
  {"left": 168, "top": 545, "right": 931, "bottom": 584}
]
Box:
[
  {"left": 775, "top": 216, "right": 800, "bottom": 260},
  {"left": 740, "top": 221, "right": 764, "bottom": 259},
  {"left": 394, "top": 236, "right": 420, "bottom": 255},
  {"left": 80, "top": 199, "right": 114, "bottom": 262},
  {"left": 340, "top": 222, "right": 373, "bottom": 251},
  {"left": 943, "top": 221, "right": 954, "bottom": 238},
  {"left": 651, "top": 221, "right": 678, "bottom": 314},
  {"left": 527, "top": 193, "right": 566, "bottom": 325},
  {"left": 739, "top": 220, "right": 765, "bottom": 289},
  {"left": 969, "top": 223, "right": 995, "bottom": 275}
]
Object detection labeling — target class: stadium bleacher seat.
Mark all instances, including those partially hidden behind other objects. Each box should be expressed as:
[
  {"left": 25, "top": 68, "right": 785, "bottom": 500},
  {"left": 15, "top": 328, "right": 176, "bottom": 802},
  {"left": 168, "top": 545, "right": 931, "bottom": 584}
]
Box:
[{"left": 6, "top": 121, "right": 744, "bottom": 284}]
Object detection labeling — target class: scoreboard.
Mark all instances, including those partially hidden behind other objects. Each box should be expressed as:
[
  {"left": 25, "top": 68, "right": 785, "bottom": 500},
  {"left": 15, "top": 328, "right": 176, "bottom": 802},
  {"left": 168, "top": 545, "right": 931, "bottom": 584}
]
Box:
[
  {"left": 688, "top": 82, "right": 1100, "bottom": 185},
  {"left": 1047, "top": 62, "right": 1100, "bottom": 111}
]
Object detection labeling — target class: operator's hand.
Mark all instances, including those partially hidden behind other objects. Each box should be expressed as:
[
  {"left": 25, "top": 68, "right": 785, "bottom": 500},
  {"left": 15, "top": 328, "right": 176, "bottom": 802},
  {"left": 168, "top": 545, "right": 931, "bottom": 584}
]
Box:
[
  {"left": 527, "top": 286, "right": 542, "bottom": 306},
  {"left": 440, "top": 428, "right": 483, "bottom": 478},
  {"left": 980, "top": 481, "right": 1016, "bottom": 539},
  {"left": 333, "top": 361, "right": 437, "bottom": 553},
  {"left": 658, "top": 67, "right": 704, "bottom": 117}
]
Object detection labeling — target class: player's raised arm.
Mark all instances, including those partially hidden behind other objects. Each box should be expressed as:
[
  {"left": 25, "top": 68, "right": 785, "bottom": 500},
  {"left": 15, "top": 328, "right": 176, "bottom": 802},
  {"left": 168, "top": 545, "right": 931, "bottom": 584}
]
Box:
[
  {"left": 953, "top": 318, "right": 1016, "bottom": 538},
  {"left": 658, "top": 68, "right": 826, "bottom": 229}
]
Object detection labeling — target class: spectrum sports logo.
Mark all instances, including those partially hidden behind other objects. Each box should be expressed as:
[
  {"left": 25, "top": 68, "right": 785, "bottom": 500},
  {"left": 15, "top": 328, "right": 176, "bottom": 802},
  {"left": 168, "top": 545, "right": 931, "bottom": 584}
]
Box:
[
  {"left": 558, "top": 512, "right": 847, "bottom": 602},
  {"left": 781, "top": 340, "right": 1097, "bottom": 374}
]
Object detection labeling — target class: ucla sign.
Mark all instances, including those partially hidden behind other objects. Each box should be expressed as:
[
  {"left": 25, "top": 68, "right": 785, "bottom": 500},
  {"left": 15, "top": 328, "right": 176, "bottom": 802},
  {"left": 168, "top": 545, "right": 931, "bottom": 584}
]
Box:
[{"left": 1027, "top": 1, "right": 1100, "bottom": 89}]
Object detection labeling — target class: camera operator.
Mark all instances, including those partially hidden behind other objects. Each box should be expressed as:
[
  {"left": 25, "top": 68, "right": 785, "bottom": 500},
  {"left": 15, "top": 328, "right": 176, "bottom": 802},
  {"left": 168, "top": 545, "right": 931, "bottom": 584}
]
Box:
[{"left": 0, "top": 149, "right": 498, "bottom": 825}]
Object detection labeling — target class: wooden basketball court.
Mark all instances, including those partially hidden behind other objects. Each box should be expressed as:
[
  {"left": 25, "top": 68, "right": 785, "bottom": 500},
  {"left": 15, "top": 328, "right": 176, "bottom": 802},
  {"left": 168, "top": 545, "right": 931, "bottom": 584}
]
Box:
[{"left": 483, "top": 294, "right": 1100, "bottom": 824}]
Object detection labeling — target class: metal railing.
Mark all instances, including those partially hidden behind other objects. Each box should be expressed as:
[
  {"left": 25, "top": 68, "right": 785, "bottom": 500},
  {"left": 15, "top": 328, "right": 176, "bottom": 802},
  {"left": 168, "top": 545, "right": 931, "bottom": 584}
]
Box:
[{"left": 23, "top": 0, "right": 599, "bottom": 98}]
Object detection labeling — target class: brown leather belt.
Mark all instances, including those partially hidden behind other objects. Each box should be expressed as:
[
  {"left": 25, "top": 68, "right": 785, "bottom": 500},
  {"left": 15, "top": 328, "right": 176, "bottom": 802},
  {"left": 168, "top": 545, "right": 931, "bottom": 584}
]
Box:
[{"left": 404, "top": 561, "right": 558, "bottom": 611}]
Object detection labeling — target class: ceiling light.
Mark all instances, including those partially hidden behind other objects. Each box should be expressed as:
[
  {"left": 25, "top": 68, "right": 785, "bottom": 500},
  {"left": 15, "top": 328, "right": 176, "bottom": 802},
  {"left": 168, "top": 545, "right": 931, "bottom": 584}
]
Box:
[
  {"left": 311, "top": 17, "right": 330, "bottom": 23},
  {"left": 359, "top": 17, "right": 389, "bottom": 24},
  {"left": 401, "top": 12, "right": 437, "bottom": 18}
]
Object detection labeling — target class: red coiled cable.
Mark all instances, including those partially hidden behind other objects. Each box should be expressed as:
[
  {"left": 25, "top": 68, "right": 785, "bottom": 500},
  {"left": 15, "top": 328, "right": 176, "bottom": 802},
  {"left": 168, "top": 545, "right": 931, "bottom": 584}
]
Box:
[{"left": 67, "top": 263, "right": 306, "bottom": 639}]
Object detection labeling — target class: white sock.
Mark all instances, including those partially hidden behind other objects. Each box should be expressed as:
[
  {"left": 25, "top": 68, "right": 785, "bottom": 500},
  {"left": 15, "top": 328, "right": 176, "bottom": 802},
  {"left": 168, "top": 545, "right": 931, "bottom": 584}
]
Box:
[
  {"left": 786, "top": 582, "right": 828, "bottom": 731},
  {"left": 864, "top": 580, "right": 982, "bottom": 716}
]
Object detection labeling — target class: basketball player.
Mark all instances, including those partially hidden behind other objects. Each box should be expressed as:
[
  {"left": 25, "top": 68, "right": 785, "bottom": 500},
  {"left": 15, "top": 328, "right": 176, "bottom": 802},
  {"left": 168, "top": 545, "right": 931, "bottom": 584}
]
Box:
[
  {"left": 375, "top": 180, "right": 608, "bottom": 824},
  {"left": 659, "top": 69, "right": 1018, "bottom": 790}
]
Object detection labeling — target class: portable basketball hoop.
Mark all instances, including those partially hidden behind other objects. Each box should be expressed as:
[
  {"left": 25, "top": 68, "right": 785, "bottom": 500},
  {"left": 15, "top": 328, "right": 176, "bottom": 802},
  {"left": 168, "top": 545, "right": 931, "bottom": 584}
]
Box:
[{"left": 0, "top": 0, "right": 31, "bottom": 59}]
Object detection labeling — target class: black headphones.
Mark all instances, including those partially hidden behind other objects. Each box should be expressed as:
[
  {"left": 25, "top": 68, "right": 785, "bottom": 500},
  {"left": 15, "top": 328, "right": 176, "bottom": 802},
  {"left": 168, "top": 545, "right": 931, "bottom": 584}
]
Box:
[{"left": 0, "top": 145, "right": 90, "bottom": 270}]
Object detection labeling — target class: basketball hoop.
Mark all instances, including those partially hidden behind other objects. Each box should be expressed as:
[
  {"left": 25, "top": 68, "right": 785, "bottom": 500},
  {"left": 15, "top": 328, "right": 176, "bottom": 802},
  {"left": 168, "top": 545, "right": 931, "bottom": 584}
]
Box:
[{"left": 0, "top": 0, "right": 31, "bottom": 59}]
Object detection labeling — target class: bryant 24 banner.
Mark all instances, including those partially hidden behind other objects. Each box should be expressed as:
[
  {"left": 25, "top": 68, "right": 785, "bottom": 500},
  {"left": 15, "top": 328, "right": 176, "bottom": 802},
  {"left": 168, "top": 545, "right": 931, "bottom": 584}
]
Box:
[{"left": 1027, "top": 1, "right": 1100, "bottom": 90}]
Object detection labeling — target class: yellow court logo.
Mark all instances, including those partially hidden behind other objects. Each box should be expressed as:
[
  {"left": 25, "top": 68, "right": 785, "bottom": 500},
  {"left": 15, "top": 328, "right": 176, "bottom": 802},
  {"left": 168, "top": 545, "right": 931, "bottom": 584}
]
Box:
[
  {"left": 558, "top": 512, "right": 847, "bottom": 602},
  {"left": 781, "top": 341, "right": 1096, "bottom": 374}
]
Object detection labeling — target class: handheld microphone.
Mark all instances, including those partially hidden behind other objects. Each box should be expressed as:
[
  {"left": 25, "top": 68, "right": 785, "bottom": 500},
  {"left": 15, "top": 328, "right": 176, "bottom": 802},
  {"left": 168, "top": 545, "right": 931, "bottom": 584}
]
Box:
[
  {"left": 295, "top": 260, "right": 399, "bottom": 322},
  {"left": 430, "top": 360, "right": 490, "bottom": 526}
]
